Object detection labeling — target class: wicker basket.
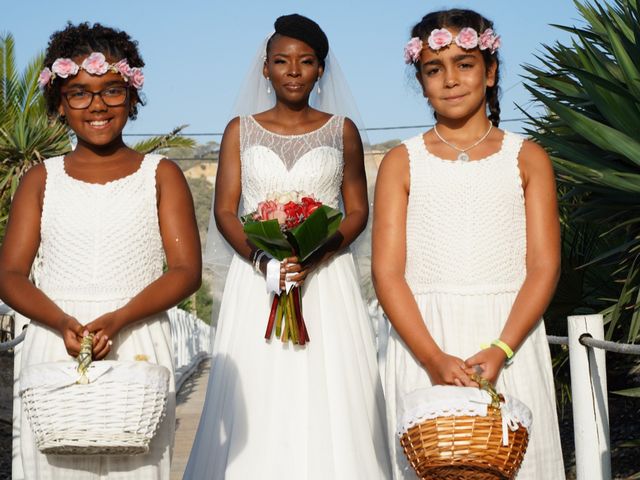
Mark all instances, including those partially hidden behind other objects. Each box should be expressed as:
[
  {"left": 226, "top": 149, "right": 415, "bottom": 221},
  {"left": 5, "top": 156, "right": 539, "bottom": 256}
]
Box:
[
  {"left": 20, "top": 355, "right": 170, "bottom": 455},
  {"left": 398, "top": 377, "right": 530, "bottom": 480}
]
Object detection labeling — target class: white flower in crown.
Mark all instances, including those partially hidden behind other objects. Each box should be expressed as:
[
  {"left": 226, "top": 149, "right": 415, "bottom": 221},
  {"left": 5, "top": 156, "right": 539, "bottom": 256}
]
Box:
[
  {"left": 478, "top": 29, "right": 501, "bottom": 54},
  {"left": 428, "top": 28, "right": 453, "bottom": 51},
  {"left": 81, "top": 52, "right": 110, "bottom": 75},
  {"left": 38, "top": 68, "right": 52, "bottom": 89},
  {"left": 113, "top": 59, "right": 132, "bottom": 78},
  {"left": 129, "top": 67, "right": 145, "bottom": 90},
  {"left": 51, "top": 58, "right": 79, "bottom": 78},
  {"left": 455, "top": 27, "right": 479, "bottom": 50}
]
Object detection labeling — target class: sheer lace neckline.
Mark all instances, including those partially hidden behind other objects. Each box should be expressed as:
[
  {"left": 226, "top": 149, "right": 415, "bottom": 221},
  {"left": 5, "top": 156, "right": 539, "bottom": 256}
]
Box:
[
  {"left": 249, "top": 115, "right": 337, "bottom": 138},
  {"left": 241, "top": 115, "right": 343, "bottom": 171}
]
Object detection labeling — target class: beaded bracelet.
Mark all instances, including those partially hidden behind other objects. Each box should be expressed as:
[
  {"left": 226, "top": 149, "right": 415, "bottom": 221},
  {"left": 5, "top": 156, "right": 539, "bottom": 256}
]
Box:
[{"left": 252, "top": 250, "right": 267, "bottom": 273}]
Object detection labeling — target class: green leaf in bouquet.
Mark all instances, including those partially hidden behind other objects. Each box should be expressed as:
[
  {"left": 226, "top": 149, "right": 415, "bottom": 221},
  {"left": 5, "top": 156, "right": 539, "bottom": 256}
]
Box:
[
  {"left": 243, "top": 219, "right": 293, "bottom": 261},
  {"left": 287, "top": 205, "right": 343, "bottom": 262}
]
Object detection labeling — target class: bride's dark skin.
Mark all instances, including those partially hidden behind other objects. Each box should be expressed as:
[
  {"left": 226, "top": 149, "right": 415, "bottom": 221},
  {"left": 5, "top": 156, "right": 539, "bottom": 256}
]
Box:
[{"left": 214, "top": 33, "right": 369, "bottom": 287}]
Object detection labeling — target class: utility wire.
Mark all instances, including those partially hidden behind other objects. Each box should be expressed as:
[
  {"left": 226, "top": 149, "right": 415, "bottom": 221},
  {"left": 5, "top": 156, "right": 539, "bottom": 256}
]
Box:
[{"left": 123, "top": 116, "right": 531, "bottom": 137}]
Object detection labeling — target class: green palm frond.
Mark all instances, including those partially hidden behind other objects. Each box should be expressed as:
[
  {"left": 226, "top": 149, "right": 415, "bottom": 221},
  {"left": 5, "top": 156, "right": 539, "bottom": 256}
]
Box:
[
  {"left": 131, "top": 124, "right": 196, "bottom": 154},
  {"left": 524, "top": 0, "right": 640, "bottom": 344},
  {"left": 0, "top": 33, "right": 22, "bottom": 126}
]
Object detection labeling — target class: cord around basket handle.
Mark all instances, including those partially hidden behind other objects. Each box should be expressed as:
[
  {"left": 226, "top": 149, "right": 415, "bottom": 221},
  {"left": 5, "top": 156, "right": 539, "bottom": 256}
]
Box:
[
  {"left": 471, "top": 373, "right": 502, "bottom": 409},
  {"left": 76, "top": 334, "right": 94, "bottom": 385}
]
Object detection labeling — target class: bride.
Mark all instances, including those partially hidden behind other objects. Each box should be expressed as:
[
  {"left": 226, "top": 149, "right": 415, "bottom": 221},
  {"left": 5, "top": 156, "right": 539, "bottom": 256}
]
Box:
[{"left": 183, "top": 13, "right": 391, "bottom": 480}]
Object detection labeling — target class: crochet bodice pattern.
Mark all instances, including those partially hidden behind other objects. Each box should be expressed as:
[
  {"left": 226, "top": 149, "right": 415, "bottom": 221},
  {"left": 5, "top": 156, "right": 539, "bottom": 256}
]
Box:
[
  {"left": 39, "top": 155, "right": 164, "bottom": 301},
  {"left": 403, "top": 131, "right": 527, "bottom": 295},
  {"left": 239, "top": 115, "right": 344, "bottom": 215}
]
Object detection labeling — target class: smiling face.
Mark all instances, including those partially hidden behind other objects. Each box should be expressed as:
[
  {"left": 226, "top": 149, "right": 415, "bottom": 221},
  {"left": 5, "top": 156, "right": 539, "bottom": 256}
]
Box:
[
  {"left": 416, "top": 36, "right": 496, "bottom": 123},
  {"left": 57, "top": 55, "right": 132, "bottom": 149},
  {"left": 263, "top": 34, "right": 324, "bottom": 106}
]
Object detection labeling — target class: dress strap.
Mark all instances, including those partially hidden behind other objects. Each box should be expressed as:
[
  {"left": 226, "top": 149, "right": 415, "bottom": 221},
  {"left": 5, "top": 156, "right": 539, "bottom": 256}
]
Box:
[
  {"left": 402, "top": 135, "right": 425, "bottom": 166},
  {"left": 43, "top": 156, "right": 65, "bottom": 178},
  {"left": 500, "top": 131, "right": 526, "bottom": 194},
  {"left": 402, "top": 135, "right": 427, "bottom": 190},
  {"left": 139, "top": 153, "right": 162, "bottom": 179}
]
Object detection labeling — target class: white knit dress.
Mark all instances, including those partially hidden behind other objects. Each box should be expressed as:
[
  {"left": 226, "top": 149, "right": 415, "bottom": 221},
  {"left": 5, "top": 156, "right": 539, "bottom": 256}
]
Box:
[
  {"left": 16, "top": 154, "right": 175, "bottom": 480},
  {"left": 385, "top": 131, "right": 565, "bottom": 479}
]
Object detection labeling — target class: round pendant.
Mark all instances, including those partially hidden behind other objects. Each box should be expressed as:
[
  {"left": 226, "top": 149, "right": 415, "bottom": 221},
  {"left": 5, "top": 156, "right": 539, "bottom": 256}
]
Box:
[{"left": 457, "top": 152, "right": 470, "bottom": 162}]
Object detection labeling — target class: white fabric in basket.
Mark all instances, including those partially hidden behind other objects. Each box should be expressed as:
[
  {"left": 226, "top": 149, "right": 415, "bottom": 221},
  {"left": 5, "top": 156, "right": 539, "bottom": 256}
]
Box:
[
  {"left": 397, "top": 385, "right": 533, "bottom": 445},
  {"left": 20, "top": 360, "right": 170, "bottom": 392}
]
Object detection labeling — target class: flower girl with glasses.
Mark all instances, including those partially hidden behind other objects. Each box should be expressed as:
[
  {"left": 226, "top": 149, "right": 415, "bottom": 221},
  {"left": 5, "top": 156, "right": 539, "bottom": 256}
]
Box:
[
  {"left": 0, "top": 22, "right": 201, "bottom": 479},
  {"left": 372, "top": 9, "right": 565, "bottom": 479}
]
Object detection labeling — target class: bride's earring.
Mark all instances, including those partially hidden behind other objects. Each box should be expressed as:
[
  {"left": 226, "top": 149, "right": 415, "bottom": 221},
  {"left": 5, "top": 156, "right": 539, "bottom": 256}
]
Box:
[
  {"left": 266, "top": 77, "right": 271, "bottom": 94},
  {"left": 316, "top": 81, "right": 321, "bottom": 95}
]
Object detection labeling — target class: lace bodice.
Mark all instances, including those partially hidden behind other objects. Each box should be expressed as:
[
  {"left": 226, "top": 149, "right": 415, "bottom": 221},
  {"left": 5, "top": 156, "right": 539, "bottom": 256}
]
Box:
[
  {"left": 239, "top": 115, "right": 344, "bottom": 215},
  {"left": 404, "top": 131, "right": 527, "bottom": 295},
  {"left": 39, "top": 155, "right": 164, "bottom": 301}
]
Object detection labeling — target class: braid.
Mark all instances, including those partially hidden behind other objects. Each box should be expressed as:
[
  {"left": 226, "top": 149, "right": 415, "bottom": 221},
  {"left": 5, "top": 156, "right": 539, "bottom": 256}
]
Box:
[
  {"left": 487, "top": 82, "right": 501, "bottom": 127},
  {"left": 42, "top": 22, "right": 145, "bottom": 120}
]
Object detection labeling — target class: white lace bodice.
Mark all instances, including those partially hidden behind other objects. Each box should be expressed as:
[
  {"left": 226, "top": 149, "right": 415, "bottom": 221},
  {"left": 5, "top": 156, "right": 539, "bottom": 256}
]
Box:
[
  {"left": 404, "top": 131, "right": 527, "bottom": 295},
  {"left": 39, "top": 155, "right": 164, "bottom": 301},
  {"left": 239, "top": 115, "right": 344, "bottom": 215}
]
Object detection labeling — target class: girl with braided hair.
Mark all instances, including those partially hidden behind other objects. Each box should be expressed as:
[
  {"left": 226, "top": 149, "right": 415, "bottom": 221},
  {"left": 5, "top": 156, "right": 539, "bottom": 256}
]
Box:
[
  {"left": 0, "top": 22, "right": 201, "bottom": 479},
  {"left": 373, "top": 9, "right": 565, "bottom": 479}
]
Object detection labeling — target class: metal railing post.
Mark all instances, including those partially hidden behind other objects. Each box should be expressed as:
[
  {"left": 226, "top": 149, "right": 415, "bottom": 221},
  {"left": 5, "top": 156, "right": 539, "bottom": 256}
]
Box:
[{"left": 568, "top": 314, "right": 611, "bottom": 480}]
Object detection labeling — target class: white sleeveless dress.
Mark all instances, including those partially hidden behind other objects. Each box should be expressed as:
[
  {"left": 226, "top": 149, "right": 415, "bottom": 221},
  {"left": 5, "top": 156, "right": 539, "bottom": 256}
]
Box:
[
  {"left": 17, "top": 154, "right": 175, "bottom": 479},
  {"left": 385, "top": 131, "right": 565, "bottom": 479},
  {"left": 184, "top": 115, "right": 391, "bottom": 479}
]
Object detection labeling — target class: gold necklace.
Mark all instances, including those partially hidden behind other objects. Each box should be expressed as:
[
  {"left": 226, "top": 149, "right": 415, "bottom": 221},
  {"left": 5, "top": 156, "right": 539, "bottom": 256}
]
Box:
[{"left": 433, "top": 123, "right": 493, "bottom": 162}]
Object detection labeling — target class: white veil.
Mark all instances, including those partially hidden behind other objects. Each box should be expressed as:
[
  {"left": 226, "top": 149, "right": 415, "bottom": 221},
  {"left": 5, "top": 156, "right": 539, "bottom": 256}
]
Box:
[{"left": 203, "top": 34, "right": 378, "bottom": 331}]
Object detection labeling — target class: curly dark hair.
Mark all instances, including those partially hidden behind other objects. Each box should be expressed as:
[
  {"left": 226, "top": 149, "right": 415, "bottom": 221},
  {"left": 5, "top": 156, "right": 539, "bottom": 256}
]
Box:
[
  {"left": 410, "top": 9, "right": 501, "bottom": 126},
  {"left": 42, "top": 22, "right": 145, "bottom": 120}
]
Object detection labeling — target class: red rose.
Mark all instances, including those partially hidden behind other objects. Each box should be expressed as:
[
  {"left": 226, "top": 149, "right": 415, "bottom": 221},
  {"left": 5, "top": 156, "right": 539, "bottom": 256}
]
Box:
[
  {"left": 300, "top": 197, "right": 322, "bottom": 218},
  {"left": 282, "top": 201, "right": 305, "bottom": 229}
]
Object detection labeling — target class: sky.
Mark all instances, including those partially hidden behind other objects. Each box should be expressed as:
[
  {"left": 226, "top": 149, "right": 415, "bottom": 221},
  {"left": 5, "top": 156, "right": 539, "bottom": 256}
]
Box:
[{"left": 4, "top": 0, "right": 584, "bottom": 145}]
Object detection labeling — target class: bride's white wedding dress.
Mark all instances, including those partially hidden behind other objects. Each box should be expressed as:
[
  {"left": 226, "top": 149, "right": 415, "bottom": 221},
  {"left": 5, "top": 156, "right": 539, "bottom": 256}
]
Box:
[{"left": 184, "top": 115, "right": 391, "bottom": 479}]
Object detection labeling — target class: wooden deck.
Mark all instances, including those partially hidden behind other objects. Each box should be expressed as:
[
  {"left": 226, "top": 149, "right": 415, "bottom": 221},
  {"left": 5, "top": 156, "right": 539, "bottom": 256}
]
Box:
[{"left": 171, "top": 360, "right": 210, "bottom": 480}]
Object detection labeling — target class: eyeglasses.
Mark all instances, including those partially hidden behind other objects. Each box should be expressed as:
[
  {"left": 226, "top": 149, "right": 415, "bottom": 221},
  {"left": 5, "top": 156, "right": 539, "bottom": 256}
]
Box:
[{"left": 62, "top": 86, "right": 129, "bottom": 109}]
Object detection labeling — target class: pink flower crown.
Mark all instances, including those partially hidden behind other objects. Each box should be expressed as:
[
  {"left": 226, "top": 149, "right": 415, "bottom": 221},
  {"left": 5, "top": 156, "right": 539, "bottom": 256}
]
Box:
[
  {"left": 38, "top": 52, "right": 144, "bottom": 90},
  {"left": 404, "top": 27, "right": 501, "bottom": 64}
]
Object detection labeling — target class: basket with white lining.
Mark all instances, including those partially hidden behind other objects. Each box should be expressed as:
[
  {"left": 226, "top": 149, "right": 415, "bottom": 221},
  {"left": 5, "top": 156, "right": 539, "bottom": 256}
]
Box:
[
  {"left": 20, "top": 336, "right": 170, "bottom": 455},
  {"left": 398, "top": 376, "right": 531, "bottom": 480}
]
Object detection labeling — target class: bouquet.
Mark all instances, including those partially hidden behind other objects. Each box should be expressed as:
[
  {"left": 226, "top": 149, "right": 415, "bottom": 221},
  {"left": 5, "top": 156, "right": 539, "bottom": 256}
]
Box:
[{"left": 242, "top": 192, "right": 342, "bottom": 345}]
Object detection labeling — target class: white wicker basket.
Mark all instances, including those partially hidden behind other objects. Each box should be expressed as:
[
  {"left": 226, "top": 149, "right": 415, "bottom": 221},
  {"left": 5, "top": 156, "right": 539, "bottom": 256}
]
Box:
[{"left": 20, "top": 360, "right": 170, "bottom": 455}]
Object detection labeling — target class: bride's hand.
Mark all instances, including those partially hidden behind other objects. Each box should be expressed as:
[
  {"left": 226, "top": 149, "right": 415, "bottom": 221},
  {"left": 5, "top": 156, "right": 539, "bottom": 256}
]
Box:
[{"left": 282, "top": 256, "right": 311, "bottom": 288}]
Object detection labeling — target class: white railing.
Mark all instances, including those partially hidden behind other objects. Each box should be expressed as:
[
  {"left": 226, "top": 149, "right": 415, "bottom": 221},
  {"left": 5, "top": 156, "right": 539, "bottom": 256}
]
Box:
[
  {"left": 547, "top": 315, "right": 640, "bottom": 480},
  {"left": 168, "top": 307, "right": 212, "bottom": 391}
]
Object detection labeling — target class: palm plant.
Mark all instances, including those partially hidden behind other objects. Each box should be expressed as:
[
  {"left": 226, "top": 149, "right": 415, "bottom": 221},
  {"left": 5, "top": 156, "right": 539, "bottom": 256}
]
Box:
[
  {"left": 0, "top": 33, "right": 71, "bottom": 237},
  {"left": 0, "top": 33, "right": 196, "bottom": 240},
  {"left": 522, "top": 0, "right": 640, "bottom": 345}
]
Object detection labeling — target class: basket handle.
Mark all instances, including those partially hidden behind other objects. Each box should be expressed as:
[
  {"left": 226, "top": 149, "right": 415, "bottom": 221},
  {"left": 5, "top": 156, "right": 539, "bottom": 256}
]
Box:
[
  {"left": 76, "top": 334, "right": 94, "bottom": 384},
  {"left": 471, "top": 373, "right": 502, "bottom": 409}
]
